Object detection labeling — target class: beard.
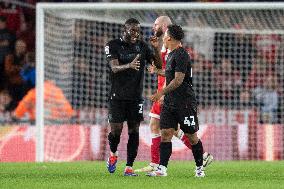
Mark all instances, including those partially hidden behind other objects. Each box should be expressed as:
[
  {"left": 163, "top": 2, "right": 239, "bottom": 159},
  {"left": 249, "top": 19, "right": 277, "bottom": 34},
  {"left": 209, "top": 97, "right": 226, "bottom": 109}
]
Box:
[{"left": 155, "top": 28, "right": 163, "bottom": 37}]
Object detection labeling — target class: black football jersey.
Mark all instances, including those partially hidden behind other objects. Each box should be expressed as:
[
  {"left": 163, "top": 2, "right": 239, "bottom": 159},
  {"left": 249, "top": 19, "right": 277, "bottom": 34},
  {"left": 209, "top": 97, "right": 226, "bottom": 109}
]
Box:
[
  {"left": 164, "top": 47, "right": 197, "bottom": 108},
  {"left": 105, "top": 38, "right": 154, "bottom": 100}
]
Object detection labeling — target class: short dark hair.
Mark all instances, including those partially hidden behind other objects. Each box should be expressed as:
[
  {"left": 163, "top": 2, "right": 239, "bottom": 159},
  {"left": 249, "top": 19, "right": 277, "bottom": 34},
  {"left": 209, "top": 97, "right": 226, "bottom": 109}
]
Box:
[
  {"left": 0, "top": 16, "right": 7, "bottom": 22},
  {"left": 125, "top": 18, "right": 140, "bottom": 25},
  {"left": 167, "top": 24, "right": 184, "bottom": 41}
]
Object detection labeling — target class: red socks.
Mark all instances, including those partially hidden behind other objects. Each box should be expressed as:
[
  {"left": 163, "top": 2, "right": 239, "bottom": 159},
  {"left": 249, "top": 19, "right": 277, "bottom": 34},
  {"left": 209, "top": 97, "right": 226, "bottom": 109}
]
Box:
[
  {"left": 177, "top": 129, "right": 192, "bottom": 150},
  {"left": 151, "top": 134, "right": 161, "bottom": 164}
]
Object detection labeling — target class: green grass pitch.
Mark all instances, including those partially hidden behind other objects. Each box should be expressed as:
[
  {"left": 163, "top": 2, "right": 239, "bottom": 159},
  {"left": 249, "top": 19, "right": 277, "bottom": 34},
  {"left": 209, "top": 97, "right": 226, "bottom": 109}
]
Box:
[{"left": 0, "top": 161, "right": 284, "bottom": 189}]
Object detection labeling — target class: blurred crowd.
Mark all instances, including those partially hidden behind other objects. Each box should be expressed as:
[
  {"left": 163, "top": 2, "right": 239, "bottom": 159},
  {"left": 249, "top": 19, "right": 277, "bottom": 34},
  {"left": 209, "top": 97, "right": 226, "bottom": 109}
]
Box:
[
  {"left": 188, "top": 27, "right": 284, "bottom": 124},
  {"left": 0, "top": 2, "right": 35, "bottom": 116}
]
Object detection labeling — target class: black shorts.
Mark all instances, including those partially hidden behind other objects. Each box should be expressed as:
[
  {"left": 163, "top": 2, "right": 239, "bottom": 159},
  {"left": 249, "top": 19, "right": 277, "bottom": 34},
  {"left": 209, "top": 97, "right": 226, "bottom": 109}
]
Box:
[
  {"left": 160, "top": 104, "right": 199, "bottom": 134},
  {"left": 108, "top": 99, "right": 144, "bottom": 123}
]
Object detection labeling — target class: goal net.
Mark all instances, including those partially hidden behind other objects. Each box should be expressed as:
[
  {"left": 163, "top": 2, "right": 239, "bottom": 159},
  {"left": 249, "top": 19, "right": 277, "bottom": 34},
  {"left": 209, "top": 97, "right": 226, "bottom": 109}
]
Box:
[{"left": 20, "top": 3, "right": 284, "bottom": 162}]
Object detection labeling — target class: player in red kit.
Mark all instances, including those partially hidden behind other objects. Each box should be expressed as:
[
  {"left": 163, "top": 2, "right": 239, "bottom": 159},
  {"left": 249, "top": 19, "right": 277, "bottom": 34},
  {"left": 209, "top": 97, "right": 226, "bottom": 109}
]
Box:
[{"left": 135, "top": 16, "right": 213, "bottom": 173}]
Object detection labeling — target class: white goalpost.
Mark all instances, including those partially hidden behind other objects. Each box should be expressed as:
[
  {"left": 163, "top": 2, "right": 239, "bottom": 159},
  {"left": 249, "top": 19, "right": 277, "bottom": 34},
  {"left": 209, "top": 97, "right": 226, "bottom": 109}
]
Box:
[{"left": 36, "top": 2, "right": 284, "bottom": 162}]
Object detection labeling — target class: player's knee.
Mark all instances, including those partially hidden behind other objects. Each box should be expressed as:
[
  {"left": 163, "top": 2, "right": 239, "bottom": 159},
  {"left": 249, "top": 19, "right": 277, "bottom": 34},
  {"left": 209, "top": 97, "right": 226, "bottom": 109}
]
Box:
[
  {"left": 150, "top": 124, "right": 160, "bottom": 134},
  {"left": 173, "top": 129, "right": 180, "bottom": 137},
  {"left": 110, "top": 123, "right": 123, "bottom": 136},
  {"left": 108, "top": 132, "right": 120, "bottom": 144},
  {"left": 150, "top": 118, "right": 160, "bottom": 134},
  {"left": 128, "top": 124, "right": 140, "bottom": 134},
  {"left": 111, "top": 127, "right": 122, "bottom": 137},
  {"left": 186, "top": 133, "right": 199, "bottom": 145},
  {"left": 161, "top": 129, "right": 174, "bottom": 142}
]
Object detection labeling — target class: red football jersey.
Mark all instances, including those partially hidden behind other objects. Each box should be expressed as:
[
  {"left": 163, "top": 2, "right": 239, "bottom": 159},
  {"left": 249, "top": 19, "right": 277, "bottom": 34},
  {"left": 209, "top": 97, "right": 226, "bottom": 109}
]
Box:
[{"left": 157, "top": 46, "right": 169, "bottom": 91}]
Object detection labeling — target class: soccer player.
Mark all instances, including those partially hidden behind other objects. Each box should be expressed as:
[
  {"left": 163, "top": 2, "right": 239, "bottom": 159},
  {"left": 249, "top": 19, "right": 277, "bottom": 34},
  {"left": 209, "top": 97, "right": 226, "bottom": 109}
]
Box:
[
  {"left": 136, "top": 16, "right": 212, "bottom": 173},
  {"left": 147, "top": 24, "right": 206, "bottom": 177},
  {"left": 105, "top": 18, "right": 162, "bottom": 176}
]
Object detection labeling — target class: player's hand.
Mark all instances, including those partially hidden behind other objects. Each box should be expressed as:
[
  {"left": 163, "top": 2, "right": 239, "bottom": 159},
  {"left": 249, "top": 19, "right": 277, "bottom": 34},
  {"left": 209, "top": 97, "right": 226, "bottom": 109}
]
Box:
[
  {"left": 129, "top": 54, "right": 140, "bottom": 71},
  {"left": 147, "top": 62, "right": 158, "bottom": 74},
  {"left": 149, "top": 36, "right": 159, "bottom": 48},
  {"left": 150, "top": 91, "right": 163, "bottom": 102}
]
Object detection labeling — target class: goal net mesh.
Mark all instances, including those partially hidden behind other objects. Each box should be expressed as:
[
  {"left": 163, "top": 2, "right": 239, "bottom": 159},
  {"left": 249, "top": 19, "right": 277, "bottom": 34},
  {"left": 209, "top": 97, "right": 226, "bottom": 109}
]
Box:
[{"left": 43, "top": 7, "right": 284, "bottom": 161}]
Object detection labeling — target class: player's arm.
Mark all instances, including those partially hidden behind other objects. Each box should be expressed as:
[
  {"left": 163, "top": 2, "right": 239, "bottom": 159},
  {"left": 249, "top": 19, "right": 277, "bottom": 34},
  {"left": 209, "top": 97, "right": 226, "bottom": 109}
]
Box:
[
  {"left": 109, "top": 59, "right": 129, "bottom": 73},
  {"left": 158, "top": 78, "right": 166, "bottom": 105},
  {"left": 155, "top": 67, "right": 165, "bottom": 76},
  {"left": 150, "top": 72, "right": 184, "bottom": 102},
  {"left": 105, "top": 41, "right": 140, "bottom": 73},
  {"left": 161, "top": 72, "right": 184, "bottom": 95},
  {"left": 148, "top": 36, "right": 162, "bottom": 69},
  {"left": 152, "top": 47, "right": 163, "bottom": 69},
  {"left": 109, "top": 54, "right": 140, "bottom": 73}
]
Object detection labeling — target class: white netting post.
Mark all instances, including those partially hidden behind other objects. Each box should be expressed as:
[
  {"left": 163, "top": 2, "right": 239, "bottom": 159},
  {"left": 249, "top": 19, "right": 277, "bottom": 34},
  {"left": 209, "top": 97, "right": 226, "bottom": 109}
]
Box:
[{"left": 36, "top": 4, "right": 45, "bottom": 162}]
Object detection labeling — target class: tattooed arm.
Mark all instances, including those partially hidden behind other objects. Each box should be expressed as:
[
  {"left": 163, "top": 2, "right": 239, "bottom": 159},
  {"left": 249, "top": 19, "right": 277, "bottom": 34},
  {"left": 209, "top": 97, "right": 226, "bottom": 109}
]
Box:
[
  {"left": 150, "top": 72, "right": 185, "bottom": 102},
  {"left": 110, "top": 54, "right": 140, "bottom": 73}
]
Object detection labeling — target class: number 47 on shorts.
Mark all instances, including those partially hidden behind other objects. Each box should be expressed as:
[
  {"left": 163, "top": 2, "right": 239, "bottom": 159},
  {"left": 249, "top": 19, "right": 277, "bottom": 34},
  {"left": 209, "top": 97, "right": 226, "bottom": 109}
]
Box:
[{"left": 184, "top": 116, "right": 195, "bottom": 127}]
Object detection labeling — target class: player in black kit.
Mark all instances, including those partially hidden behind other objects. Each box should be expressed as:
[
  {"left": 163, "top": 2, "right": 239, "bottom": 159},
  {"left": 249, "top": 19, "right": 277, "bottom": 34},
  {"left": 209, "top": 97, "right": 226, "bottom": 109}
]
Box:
[
  {"left": 105, "top": 18, "right": 161, "bottom": 176},
  {"left": 147, "top": 24, "right": 206, "bottom": 177}
]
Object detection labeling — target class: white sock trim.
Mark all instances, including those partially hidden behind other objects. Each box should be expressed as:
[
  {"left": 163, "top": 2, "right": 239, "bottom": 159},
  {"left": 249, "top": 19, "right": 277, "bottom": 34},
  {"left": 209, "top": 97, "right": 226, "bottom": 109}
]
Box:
[
  {"left": 150, "top": 163, "right": 159, "bottom": 167},
  {"left": 176, "top": 129, "right": 184, "bottom": 140},
  {"left": 149, "top": 113, "right": 160, "bottom": 119}
]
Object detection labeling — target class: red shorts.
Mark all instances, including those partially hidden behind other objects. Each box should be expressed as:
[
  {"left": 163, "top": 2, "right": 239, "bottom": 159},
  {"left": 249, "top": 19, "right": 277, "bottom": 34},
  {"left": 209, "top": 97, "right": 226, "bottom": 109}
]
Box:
[{"left": 149, "top": 101, "right": 161, "bottom": 119}]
